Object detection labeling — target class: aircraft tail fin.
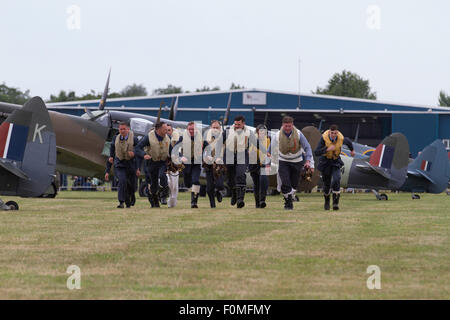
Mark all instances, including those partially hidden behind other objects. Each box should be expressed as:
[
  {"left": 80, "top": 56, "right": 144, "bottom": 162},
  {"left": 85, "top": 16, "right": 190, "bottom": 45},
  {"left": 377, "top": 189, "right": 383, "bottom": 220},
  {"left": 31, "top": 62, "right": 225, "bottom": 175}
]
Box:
[
  {"left": 0, "top": 97, "right": 56, "bottom": 197},
  {"left": 407, "top": 140, "right": 449, "bottom": 193},
  {"left": 368, "top": 133, "right": 410, "bottom": 171},
  {"left": 352, "top": 133, "right": 409, "bottom": 188}
]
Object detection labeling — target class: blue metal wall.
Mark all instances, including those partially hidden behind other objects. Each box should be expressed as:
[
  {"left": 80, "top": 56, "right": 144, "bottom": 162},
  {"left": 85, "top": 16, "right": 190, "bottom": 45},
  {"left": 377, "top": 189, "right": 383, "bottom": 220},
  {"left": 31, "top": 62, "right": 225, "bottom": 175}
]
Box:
[
  {"left": 439, "top": 114, "right": 450, "bottom": 139},
  {"left": 392, "top": 114, "right": 441, "bottom": 156},
  {"left": 50, "top": 90, "right": 448, "bottom": 114}
]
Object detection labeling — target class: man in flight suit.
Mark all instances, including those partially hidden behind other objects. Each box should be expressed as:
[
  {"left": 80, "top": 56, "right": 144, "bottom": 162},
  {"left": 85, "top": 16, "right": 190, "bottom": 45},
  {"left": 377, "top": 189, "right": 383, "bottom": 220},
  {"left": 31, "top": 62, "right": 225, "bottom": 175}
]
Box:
[
  {"left": 177, "top": 121, "right": 203, "bottom": 208},
  {"left": 105, "top": 122, "right": 139, "bottom": 208},
  {"left": 314, "top": 124, "right": 355, "bottom": 210},
  {"left": 135, "top": 122, "right": 170, "bottom": 208},
  {"left": 223, "top": 115, "right": 253, "bottom": 209},
  {"left": 203, "top": 120, "right": 226, "bottom": 208}
]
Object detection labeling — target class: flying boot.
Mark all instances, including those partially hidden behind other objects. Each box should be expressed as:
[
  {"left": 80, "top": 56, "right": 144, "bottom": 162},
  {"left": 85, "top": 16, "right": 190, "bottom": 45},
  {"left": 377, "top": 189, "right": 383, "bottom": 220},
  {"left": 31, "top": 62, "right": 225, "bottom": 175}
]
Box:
[{"left": 332, "top": 192, "right": 340, "bottom": 211}]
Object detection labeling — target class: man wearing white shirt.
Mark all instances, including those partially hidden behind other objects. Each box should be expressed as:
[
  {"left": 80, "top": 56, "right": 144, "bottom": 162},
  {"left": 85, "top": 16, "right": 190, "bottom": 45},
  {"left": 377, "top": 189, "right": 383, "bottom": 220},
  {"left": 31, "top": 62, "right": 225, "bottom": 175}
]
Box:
[{"left": 277, "top": 116, "right": 314, "bottom": 210}]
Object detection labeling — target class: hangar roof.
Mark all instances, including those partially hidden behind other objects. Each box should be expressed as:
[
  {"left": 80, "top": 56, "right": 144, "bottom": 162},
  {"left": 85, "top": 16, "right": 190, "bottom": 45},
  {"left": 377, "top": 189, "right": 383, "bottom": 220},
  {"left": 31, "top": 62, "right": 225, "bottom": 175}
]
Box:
[{"left": 47, "top": 88, "right": 450, "bottom": 114}]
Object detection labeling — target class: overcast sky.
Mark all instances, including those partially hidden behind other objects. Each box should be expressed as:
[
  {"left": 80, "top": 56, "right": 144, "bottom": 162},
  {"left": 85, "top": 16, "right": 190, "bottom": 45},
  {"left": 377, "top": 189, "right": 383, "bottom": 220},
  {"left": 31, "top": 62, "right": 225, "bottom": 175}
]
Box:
[{"left": 1, "top": 0, "right": 449, "bottom": 106}]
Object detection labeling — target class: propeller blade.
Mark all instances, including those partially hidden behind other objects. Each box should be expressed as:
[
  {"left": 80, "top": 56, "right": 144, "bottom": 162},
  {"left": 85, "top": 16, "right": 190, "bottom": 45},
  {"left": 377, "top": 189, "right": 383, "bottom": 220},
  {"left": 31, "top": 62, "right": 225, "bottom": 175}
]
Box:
[
  {"left": 263, "top": 112, "right": 269, "bottom": 127},
  {"left": 169, "top": 96, "right": 179, "bottom": 121},
  {"left": 223, "top": 93, "right": 232, "bottom": 126},
  {"left": 355, "top": 122, "right": 360, "bottom": 143},
  {"left": 98, "top": 68, "right": 111, "bottom": 111},
  {"left": 156, "top": 100, "right": 164, "bottom": 124}
]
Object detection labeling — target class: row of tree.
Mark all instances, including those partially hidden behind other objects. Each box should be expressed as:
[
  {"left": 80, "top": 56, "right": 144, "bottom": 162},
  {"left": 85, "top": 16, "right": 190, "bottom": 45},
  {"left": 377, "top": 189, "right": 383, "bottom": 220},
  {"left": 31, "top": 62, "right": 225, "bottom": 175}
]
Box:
[
  {"left": 1, "top": 72, "right": 449, "bottom": 106},
  {"left": 314, "top": 70, "right": 450, "bottom": 107},
  {"left": 48, "top": 82, "right": 245, "bottom": 102},
  {"left": 48, "top": 84, "right": 148, "bottom": 103}
]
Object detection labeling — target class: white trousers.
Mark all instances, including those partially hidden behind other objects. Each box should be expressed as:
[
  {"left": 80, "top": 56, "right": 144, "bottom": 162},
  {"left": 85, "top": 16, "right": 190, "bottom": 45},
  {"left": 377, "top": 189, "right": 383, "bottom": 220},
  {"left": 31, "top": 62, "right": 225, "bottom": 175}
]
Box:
[{"left": 167, "top": 173, "right": 179, "bottom": 208}]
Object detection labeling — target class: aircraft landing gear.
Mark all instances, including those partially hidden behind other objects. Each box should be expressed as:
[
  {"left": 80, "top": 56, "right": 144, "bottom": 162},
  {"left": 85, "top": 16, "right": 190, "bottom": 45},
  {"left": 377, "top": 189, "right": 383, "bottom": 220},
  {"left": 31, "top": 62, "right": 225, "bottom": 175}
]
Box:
[
  {"left": 372, "top": 190, "right": 388, "bottom": 200},
  {"left": 0, "top": 199, "right": 19, "bottom": 211},
  {"left": 40, "top": 182, "right": 58, "bottom": 198},
  {"left": 412, "top": 193, "right": 421, "bottom": 200}
]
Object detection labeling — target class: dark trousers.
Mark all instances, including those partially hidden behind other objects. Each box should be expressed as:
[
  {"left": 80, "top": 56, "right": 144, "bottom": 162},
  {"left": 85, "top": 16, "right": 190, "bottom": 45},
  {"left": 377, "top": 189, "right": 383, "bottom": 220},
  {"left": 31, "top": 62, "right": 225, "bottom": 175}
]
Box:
[
  {"left": 183, "top": 164, "right": 201, "bottom": 188},
  {"left": 143, "top": 159, "right": 152, "bottom": 185},
  {"left": 115, "top": 163, "right": 136, "bottom": 204},
  {"left": 226, "top": 164, "right": 247, "bottom": 189},
  {"left": 148, "top": 160, "right": 168, "bottom": 195},
  {"left": 278, "top": 160, "right": 302, "bottom": 195},
  {"left": 322, "top": 166, "right": 341, "bottom": 194},
  {"left": 250, "top": 169, "right": 268, "bottom": 196},
  {"left": 205, "top": 167, "right": 225, "bottom": 194}
]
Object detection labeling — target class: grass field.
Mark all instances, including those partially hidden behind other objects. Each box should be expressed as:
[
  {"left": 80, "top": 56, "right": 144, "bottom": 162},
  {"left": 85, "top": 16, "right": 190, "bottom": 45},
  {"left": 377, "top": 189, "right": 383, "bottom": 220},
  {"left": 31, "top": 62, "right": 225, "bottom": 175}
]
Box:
[{"left": 0, "top": 190, "right": 449, "bottom": 299}]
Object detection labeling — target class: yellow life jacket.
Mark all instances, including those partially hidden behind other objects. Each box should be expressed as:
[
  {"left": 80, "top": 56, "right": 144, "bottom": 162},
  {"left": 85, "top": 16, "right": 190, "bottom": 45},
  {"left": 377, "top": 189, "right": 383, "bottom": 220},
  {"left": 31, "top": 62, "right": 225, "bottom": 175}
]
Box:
[
  {"left": 115, "top": 131, "right": 134, "bottom": 161},
  {"left": 322, "top": 130, "right": 344, "bottom": 160}
]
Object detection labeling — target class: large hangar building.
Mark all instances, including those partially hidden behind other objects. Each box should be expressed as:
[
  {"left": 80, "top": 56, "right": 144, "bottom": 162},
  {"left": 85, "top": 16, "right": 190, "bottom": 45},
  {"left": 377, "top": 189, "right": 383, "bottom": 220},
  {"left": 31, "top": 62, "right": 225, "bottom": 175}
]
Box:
[{"left": 48, "top": 89, "right": 450, "bottom": 157}]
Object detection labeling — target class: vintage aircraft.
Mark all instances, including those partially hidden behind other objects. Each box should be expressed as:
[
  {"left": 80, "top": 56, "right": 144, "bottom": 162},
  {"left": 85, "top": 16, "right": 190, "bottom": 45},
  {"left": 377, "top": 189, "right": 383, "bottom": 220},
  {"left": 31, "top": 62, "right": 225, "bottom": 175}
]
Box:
[
  {"left": 341, "top": 138, "right": 450, "bottom": 199},
  {"left": 399, "top": 140, "right": 450, "bottom": 198},
  {"left": 339, "top": 132, "right": 410, "bottom": 200},
  {"left": 0, "top": 97, "right": 56, "bottom": 210}
]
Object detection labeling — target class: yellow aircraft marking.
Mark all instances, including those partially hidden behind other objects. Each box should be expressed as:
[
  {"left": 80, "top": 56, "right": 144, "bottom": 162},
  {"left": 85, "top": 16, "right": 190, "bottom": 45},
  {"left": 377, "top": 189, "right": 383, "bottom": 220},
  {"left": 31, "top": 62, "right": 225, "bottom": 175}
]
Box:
[{"left": 363, "top": 148, "right": 376, "bottom": 155}]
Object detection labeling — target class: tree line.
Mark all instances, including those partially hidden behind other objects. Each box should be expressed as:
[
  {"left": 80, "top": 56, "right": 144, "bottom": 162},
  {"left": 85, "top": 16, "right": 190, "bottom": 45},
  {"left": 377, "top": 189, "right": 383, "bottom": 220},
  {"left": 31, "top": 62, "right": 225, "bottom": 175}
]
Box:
[{"left": 1, "top": 72, "right": 449, "bottom": 106}]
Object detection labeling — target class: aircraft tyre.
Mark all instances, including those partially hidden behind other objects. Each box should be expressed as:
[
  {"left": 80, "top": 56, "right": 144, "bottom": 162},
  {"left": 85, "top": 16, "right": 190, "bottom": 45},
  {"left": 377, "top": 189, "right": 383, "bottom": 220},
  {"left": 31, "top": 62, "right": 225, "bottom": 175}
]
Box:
[
  {"left": 6, "top": 201, "right": 19, "bottom": 211},
  {"left": 378, "top": 194, "right": 388, "bottom": 201}
]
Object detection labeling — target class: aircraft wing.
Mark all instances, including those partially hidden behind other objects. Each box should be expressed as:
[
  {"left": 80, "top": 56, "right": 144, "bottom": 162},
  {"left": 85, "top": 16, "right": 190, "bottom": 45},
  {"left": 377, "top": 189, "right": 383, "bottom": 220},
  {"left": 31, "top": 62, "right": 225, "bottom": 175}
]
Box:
[
  {"left": 0, "top": 159, "right": 30, "bottom": 180},
  {"left": 407, "top": 169, "right": 436, "bottom": 184},
  {"left": 55, "top": 146, "right": 106, "bottom": 178},
  {"left": 0, "top": 101, "right": 22, "bottom": 115},
  {"left": 356, "top": 162, "right": 392, "bottom": 180}
]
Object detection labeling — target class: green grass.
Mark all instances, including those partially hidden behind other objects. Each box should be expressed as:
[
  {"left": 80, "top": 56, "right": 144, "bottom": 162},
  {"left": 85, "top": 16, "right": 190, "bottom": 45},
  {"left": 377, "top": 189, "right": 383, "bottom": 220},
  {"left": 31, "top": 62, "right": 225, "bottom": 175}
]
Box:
[{"left": 0, "top": 190, "right": 449, "bottom": 299}]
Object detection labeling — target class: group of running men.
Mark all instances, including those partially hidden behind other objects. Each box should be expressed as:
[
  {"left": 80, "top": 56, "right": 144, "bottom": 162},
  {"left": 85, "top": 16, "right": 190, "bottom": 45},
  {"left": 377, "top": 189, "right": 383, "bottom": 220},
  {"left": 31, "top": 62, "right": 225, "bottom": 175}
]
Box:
[{"left": 105, "top": 115, "right": 355, "bottom": 211}]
